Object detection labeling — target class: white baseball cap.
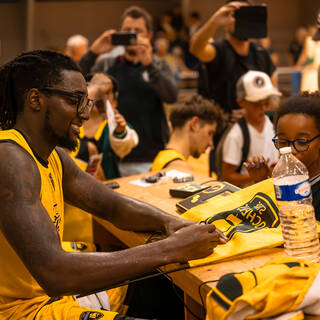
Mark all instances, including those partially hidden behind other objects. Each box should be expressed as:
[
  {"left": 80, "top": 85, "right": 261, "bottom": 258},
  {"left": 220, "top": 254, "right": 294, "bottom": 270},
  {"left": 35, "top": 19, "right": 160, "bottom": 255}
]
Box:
[{"left": 236, "top": 70, "right": 281, "bottom": 102}]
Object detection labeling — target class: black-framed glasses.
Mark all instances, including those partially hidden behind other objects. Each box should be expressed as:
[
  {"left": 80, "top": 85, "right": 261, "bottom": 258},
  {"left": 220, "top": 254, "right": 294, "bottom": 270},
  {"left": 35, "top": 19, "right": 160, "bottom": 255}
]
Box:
[
  {"left": 39, "top": 87, "right": 94, "bottom": 115},
  {"left": 272, "top": 134, "right": 320, "bottom": 152}
]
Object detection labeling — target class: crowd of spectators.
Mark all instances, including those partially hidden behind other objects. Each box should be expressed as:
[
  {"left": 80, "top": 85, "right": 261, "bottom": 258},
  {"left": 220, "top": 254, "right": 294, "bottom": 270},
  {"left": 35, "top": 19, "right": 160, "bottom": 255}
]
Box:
[{"left": 61, "top": 2, "right": 320, "bottom": 183}]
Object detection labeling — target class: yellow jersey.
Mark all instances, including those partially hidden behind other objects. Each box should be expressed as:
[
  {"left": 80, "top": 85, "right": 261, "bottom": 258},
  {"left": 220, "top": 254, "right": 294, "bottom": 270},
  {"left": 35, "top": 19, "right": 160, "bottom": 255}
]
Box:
[
  {"left": 0, "top": 129, "right": 64, "bottom": 318},
  {"left": 151, "top": 149, "right": 186, "bottom": 172}
]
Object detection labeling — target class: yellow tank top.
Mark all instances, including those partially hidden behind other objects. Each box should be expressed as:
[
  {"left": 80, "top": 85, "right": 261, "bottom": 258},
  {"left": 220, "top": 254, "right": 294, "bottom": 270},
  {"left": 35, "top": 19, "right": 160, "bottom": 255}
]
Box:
[
  {"left": 151, "top": 149, "right": 186, "bottom": 172},
  {"left": 0, "top": 130, "right": 64, "bottom": 310},
  {"left": 63, "top": 158, "right": 94, "bottom": 244}
]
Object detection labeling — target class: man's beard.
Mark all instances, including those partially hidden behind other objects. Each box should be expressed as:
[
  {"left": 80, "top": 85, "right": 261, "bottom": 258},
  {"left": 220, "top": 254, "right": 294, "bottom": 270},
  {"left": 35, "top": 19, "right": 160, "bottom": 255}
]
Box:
[{"left": 45, "top": 110, "right": 78, "bottom": 151}]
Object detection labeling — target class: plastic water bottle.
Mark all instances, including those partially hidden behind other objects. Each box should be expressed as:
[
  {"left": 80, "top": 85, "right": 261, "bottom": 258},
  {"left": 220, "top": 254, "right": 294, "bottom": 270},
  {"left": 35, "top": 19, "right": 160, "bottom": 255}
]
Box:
[{"left": 272, "top": 147, "right": 320, "bottom": 262}]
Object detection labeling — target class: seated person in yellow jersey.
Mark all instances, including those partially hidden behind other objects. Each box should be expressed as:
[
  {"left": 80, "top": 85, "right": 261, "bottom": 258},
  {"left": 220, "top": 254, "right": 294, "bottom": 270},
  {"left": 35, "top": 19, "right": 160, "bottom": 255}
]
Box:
[
  {"left": 151, "top": 94, "right": 220, "bottom": 172},
  {"left": 0, "top": 50, "right": 227, "bottom": 320}
]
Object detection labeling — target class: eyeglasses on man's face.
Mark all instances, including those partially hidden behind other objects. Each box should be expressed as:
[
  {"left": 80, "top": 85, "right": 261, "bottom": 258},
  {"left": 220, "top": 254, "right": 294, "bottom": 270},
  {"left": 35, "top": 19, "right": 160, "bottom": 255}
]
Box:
[
  {"left": 272, "top": 134, "right": 320, "bottom": 152},
  {"left": 39, "top": 87, "right": 94, "bottom": 115}
]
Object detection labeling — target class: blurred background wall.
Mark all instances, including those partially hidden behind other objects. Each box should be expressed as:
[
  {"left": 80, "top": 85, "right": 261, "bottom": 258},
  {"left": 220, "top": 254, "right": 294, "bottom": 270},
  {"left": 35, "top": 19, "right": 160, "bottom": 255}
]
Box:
[{"left": 0, "top": 0, "right": 318, "bottom": 65}]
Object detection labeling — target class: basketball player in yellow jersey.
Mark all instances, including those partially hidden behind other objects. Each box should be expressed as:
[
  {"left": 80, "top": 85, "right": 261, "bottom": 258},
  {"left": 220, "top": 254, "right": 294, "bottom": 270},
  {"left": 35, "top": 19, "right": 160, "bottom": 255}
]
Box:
[
  {"left": 0, "top": 50, "right": 227, "bottom": 320},
  {"left": 151, "top": 94, "right": 219, "bottom": 173}
]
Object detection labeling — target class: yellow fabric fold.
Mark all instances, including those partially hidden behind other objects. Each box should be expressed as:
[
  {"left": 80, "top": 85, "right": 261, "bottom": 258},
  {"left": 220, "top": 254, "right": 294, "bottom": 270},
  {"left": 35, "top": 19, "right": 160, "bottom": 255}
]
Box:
[
  {"left": 182, "top": 179, "right": 284, "bottom": 266},
  {"left": 206, "top": 257, "right": 320, "bottom": 320}
]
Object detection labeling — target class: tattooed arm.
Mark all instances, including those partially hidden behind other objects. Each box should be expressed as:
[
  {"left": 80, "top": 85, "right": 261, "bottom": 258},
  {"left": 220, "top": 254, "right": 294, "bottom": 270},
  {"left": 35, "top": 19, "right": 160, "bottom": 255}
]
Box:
[
  {"left": 58, "top": 147, "right": 194, "bottom": 235},
  {"left": 0, "top": 143, "right": 225, "bottom": 297}
]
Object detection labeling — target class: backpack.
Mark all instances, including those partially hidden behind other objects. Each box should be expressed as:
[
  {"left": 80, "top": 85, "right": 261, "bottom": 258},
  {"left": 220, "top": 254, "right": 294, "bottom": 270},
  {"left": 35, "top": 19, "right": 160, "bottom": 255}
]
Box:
[{"left": 215, "top": 117, "right": 250, "bottom": 180}]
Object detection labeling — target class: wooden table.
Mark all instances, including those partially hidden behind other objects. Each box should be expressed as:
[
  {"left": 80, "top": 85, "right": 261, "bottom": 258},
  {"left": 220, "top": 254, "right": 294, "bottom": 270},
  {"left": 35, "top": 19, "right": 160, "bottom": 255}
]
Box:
[{"left": 95, "top": 172, "right": 285, "bottom": 319}]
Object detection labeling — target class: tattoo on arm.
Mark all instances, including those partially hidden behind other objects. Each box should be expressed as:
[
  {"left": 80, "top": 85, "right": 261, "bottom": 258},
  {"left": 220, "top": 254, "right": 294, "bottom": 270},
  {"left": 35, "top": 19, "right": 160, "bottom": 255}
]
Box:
[{"left": 0, "top": 143, "right": 62, "bottom": 283}]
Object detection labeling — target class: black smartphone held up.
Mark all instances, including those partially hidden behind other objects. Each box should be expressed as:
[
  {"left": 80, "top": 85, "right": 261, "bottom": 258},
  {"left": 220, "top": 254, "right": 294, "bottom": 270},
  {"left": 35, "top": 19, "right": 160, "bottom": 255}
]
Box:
[
  {"left": 111, "top": 32, "right": 137, "bottom": 46},
  {"left": 234, "top": 5, "right": 267, "bottom": 39}
]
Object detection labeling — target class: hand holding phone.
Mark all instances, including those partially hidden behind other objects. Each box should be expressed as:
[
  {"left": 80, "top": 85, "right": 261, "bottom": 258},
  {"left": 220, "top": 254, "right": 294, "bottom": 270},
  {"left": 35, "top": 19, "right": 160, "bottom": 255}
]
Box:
[{"left": 91, "top": 29, "right": 116, "bottom": 55}]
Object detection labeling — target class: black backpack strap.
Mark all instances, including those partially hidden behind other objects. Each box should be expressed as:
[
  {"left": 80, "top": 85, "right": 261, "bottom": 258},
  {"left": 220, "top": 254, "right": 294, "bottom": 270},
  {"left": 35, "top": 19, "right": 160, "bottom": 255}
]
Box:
[{"left": 237, "top": 117, "right": 250, "bottom": 173}]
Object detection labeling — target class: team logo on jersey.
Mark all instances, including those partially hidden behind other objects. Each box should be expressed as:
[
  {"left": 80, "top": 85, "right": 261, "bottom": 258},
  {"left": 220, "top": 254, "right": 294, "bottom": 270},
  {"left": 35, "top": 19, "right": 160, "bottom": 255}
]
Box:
[
  {"left": 80, "top": 311, "right": 104, "bottom": 319},
  {"left": 202, "top": 192, "right": 279, "bottom": 240},
  {"left": 253, "top": 76, "right": 265, "bottom": 88}
]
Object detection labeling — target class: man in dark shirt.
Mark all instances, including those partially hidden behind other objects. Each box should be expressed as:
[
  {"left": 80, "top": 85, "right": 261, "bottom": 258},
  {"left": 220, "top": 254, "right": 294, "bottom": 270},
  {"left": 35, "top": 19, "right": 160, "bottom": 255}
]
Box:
[
  {"left": 190, "top": 0, "right": 276, "bottom": 174},
  {"left": 80, "top": 6, "right": 178, "bottom": 175},
  {"left": 190, "top": 0, "right": 276, "bottom": 122}
]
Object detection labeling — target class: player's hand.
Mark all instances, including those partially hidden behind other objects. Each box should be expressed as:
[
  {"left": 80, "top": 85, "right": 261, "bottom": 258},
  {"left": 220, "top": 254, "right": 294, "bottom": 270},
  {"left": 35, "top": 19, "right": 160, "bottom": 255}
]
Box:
[
  {"left": 166, "top": 224, "right": 228, "bottom": 263},
  {"left": 163, "top": 216, "right": 195, "bottom": 236}
]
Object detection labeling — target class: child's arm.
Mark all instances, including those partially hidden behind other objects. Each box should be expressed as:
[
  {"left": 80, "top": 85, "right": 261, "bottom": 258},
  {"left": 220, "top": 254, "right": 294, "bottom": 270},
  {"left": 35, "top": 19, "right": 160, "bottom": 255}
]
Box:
[{"left": 110, "top": 123, "right": 139, "bottom": 158}]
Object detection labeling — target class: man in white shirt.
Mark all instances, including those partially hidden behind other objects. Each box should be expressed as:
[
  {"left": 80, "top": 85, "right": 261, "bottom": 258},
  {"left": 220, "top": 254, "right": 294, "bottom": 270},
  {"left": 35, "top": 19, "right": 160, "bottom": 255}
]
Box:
[{"left": 221, "top": 70, "right": 280, "bottom": 187}]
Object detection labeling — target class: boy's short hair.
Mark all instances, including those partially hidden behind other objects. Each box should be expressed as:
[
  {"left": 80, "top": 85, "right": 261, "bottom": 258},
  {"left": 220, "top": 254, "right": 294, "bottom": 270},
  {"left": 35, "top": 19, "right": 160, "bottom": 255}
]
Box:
[
  {"left": 170, "top": 94, "right": 220, "bottom": 129},
  {"left": 274, "top": 91, "right": 320, "bottom": 131},
  {"left": 121, "top": 6, "right": 153, "bottom": 32}
]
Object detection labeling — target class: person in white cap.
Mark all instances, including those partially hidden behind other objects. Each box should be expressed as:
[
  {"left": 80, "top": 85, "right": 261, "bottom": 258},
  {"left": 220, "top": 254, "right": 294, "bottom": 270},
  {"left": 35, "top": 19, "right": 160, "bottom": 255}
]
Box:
[{"left": 219, "top": 70, "right": 281, "bottom": 187}]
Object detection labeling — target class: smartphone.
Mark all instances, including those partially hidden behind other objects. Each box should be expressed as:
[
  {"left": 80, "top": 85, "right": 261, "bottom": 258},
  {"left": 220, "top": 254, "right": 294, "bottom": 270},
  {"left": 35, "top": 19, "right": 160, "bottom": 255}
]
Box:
[
  {"left": 234, "top": 6, "right": 267, "bottom": 39},
  {"left": 111, "top": 32, "right": 137, "bottom": 46}
]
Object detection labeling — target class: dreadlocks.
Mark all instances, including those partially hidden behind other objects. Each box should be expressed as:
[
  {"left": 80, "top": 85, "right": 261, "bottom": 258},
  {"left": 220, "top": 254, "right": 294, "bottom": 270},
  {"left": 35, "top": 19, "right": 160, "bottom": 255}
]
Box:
[{"left": 0, "top": 50, "right": 80, "bottom": 130}]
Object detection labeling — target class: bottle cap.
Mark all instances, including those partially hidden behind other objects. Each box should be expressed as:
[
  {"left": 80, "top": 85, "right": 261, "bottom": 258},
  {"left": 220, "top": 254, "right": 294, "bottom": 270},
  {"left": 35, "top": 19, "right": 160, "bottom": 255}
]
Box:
[{"left": 279, "top": 147, "right": 291, "bottom": 154}]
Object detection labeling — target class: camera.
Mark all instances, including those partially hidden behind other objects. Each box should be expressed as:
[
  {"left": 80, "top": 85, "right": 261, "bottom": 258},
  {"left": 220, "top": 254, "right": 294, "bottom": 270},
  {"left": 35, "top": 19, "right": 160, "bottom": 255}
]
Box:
[
  {"left": 111, "top": 32, "right": 137, "bottom": 46},
  {"left": 234, "top": 6, "right": 267, "bottom": 39}
]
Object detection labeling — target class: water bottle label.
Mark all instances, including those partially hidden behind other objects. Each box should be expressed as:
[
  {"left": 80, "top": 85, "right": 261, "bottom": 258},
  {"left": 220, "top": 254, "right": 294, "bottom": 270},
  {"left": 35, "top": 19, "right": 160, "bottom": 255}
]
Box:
[{"left": 274, "top": 180, "right": 311, "bottom": 201}]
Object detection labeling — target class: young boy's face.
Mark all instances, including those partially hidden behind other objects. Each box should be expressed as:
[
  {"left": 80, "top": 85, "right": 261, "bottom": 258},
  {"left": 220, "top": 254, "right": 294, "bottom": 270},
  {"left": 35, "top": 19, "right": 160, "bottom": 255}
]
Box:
[
  {"left": 276, "top": 114, "right": 320, "bottom": 176},
  {"left": 238, "top": 98, "right": 269, "bottom": 124}
]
